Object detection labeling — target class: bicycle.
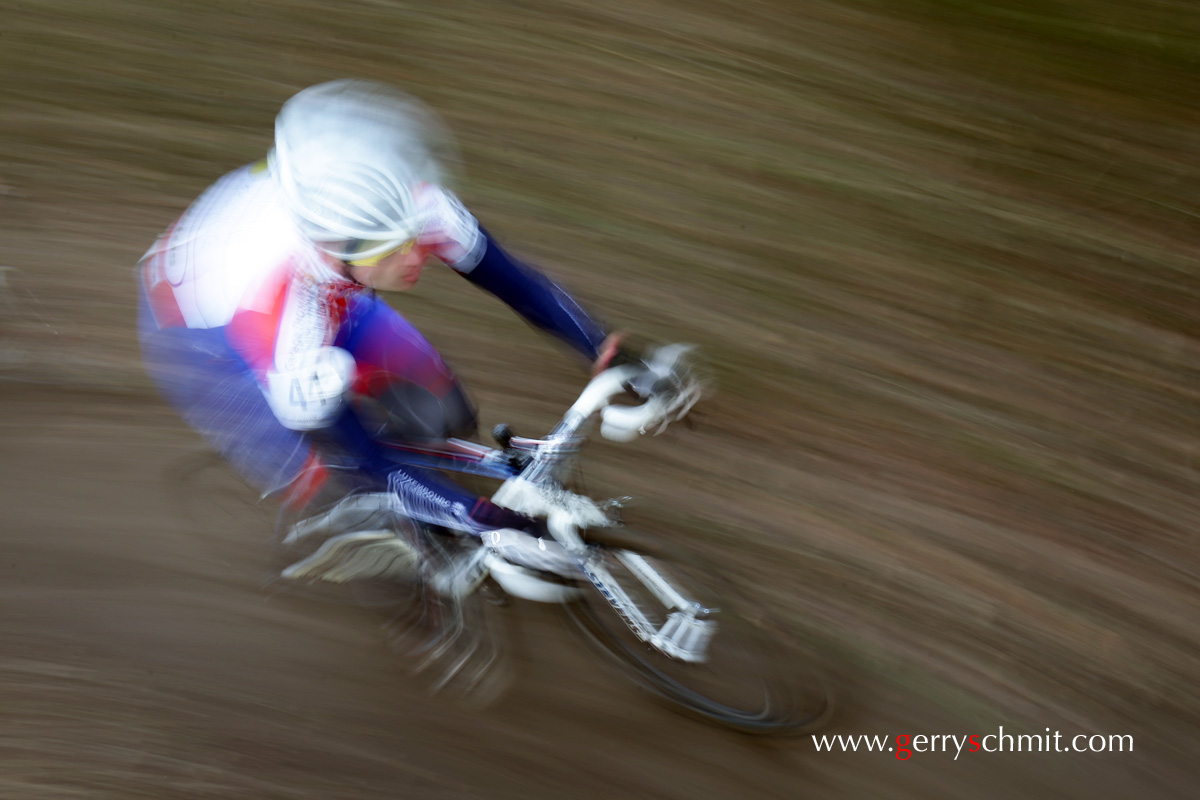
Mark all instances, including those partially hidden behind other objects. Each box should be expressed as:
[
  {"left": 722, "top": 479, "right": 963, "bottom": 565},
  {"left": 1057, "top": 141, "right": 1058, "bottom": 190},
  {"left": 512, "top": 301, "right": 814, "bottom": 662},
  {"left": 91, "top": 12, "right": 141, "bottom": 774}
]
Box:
[{"left": 278, "top": 345, "right": 834, "bottom": 734}]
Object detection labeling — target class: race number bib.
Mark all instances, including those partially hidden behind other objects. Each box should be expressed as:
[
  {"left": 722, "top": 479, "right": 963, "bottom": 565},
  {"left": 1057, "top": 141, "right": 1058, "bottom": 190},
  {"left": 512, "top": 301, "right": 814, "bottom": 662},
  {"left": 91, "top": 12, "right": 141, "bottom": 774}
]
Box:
[{"left": 264, "top": 346, "right": 356, "bottom": 431}]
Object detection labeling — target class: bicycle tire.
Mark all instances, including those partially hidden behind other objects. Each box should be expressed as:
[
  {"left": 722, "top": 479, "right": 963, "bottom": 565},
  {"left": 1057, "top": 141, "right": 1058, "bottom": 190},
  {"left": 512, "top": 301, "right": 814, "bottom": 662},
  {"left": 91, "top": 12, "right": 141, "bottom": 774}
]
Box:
[{"left": 564, "top": 541, "right": 834, "bottom": 735}]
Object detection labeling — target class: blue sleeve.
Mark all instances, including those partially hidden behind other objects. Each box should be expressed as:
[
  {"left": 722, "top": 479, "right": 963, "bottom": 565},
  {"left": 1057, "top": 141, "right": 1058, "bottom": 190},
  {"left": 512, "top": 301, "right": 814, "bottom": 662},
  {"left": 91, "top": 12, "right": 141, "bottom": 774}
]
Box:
[{"left": 461, "top": 229, "right": 609, "bottom": 362}]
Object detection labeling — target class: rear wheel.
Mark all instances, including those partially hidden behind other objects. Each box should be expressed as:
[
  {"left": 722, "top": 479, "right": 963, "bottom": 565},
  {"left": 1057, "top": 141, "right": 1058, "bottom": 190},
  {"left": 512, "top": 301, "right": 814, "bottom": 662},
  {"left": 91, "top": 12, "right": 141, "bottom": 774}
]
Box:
[{"left": 564, "top": 542, "right": 833, "bottom": 735}]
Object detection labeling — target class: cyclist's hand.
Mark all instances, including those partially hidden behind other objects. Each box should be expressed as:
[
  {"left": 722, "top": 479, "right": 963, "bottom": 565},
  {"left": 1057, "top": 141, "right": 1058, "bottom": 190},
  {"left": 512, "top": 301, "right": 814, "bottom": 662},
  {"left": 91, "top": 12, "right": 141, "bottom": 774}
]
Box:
[
  {"left": 592, "top": 331, "right": 631, "bottom": 376},
  {"left": 600, "top": 343, "right": 705, "bottom": 441}
]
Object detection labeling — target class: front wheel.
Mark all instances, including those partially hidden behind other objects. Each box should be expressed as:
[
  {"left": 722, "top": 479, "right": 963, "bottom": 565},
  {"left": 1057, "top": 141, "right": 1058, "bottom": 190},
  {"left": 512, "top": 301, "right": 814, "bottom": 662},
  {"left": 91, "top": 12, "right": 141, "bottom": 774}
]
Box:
[{"left": 563, "top": 541, "right": 834, "bottom": 735}]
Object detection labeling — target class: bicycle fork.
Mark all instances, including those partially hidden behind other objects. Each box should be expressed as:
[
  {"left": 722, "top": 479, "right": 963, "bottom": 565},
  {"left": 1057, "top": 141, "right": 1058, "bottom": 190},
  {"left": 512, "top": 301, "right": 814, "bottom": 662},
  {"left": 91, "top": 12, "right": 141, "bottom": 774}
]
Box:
[
  {"left": 493, "top": 478, "right": 717, "bottom": 663},
  {"left": 579, "top": 550, "right": 717, "bottom": 663}
]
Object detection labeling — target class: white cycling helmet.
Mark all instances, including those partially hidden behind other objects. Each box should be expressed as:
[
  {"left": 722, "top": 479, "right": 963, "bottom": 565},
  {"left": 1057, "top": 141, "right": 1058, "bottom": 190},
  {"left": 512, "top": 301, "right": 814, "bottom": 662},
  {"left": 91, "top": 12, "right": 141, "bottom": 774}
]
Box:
[{"left": 270, "top": 79, "right": 454, "bottom": 261}]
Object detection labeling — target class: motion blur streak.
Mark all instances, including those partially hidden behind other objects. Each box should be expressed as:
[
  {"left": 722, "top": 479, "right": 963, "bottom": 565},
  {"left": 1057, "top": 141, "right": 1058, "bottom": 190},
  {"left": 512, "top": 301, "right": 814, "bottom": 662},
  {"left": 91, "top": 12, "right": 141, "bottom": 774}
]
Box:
[{"left": 1, "top": 0, "right": 1197, "bottom": 798}]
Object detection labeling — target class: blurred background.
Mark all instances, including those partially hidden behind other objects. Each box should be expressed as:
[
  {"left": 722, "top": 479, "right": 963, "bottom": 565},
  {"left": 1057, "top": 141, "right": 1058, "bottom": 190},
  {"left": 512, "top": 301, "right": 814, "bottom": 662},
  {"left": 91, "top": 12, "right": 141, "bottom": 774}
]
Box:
[{"left": 1, "top": 0, "right": 1197, "bottom": 797}]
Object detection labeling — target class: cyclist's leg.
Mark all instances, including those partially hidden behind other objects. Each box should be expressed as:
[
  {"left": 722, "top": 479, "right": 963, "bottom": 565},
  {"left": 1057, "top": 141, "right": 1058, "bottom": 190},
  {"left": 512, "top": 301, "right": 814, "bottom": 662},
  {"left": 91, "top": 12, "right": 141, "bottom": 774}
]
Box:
[{"left": 384, "top": 463, "right": 534, "bottom": 535}]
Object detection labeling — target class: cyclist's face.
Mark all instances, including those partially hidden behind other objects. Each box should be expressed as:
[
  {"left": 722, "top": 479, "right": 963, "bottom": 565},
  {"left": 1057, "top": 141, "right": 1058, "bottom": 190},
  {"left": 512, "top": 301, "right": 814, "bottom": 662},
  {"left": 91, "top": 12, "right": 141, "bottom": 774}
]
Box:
[{"left": 346, "top": 245, "right": 425, "bottom": 291}]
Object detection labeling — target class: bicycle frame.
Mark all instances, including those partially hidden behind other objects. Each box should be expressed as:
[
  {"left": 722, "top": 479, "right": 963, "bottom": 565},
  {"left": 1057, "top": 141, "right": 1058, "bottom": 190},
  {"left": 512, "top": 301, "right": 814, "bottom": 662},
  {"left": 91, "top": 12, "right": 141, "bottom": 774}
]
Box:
[
  {"left": 381, "top": 437, "right": 523, "bottom": 481},
  {"left": 378, "top": 363, "right": 643, "bottom": 484},
  {"left": 377, "top": 364, "right": 715, "bottom": 662}
]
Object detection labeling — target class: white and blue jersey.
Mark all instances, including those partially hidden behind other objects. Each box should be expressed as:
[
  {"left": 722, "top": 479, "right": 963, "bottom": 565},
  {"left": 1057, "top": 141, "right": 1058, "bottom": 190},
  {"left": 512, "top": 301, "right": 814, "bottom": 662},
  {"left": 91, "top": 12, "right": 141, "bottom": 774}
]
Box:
[{"left": 139, "top": 162, "right": 609, "bottom": 530}]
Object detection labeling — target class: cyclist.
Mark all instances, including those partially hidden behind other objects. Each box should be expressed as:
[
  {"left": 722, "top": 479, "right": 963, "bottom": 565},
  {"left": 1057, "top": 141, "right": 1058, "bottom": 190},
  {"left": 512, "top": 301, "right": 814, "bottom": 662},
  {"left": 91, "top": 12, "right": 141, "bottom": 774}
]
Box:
[{"left": 138, "top": 79, "right": 660, "bottom": 583}]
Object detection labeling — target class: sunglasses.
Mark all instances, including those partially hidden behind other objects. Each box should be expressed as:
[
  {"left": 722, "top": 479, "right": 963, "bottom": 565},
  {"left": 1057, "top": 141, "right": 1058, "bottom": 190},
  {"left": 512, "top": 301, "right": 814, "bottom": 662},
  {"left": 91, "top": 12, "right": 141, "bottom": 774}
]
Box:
[{"left": 346, "top": 238, "right": 417, "bottom": 268}]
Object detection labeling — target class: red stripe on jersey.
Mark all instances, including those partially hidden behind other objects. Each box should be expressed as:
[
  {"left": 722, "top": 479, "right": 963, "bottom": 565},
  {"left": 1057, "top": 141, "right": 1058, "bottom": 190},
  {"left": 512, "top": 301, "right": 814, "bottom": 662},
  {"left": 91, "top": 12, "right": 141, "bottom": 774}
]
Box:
[
  {"left": 226, "top": 259, "right": 294, "bottom": 379},
  {"left": 142, "top": 264, "right": 187, "bottom": 329},
  {"left": 141, "top": 219, "right": 187, "bottom": 329}
]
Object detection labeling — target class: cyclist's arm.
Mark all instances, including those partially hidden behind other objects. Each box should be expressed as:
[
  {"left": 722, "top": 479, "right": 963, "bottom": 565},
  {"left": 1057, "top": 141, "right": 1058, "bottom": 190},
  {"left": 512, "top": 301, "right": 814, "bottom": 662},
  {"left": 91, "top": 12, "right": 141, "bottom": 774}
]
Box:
[
  {"left": 460, "top": 229, "right": 609, "bottom": 363},
  {"left": 419, "top": 186, "right": 610, "bottom": 363}
]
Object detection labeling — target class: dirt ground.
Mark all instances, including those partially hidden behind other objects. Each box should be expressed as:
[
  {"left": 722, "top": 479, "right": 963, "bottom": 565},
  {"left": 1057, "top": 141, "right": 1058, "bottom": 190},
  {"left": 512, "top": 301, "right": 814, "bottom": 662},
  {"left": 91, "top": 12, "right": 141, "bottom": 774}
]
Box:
[{"left": 2, "top": 1, "right": 1198, "bottom": 797}]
